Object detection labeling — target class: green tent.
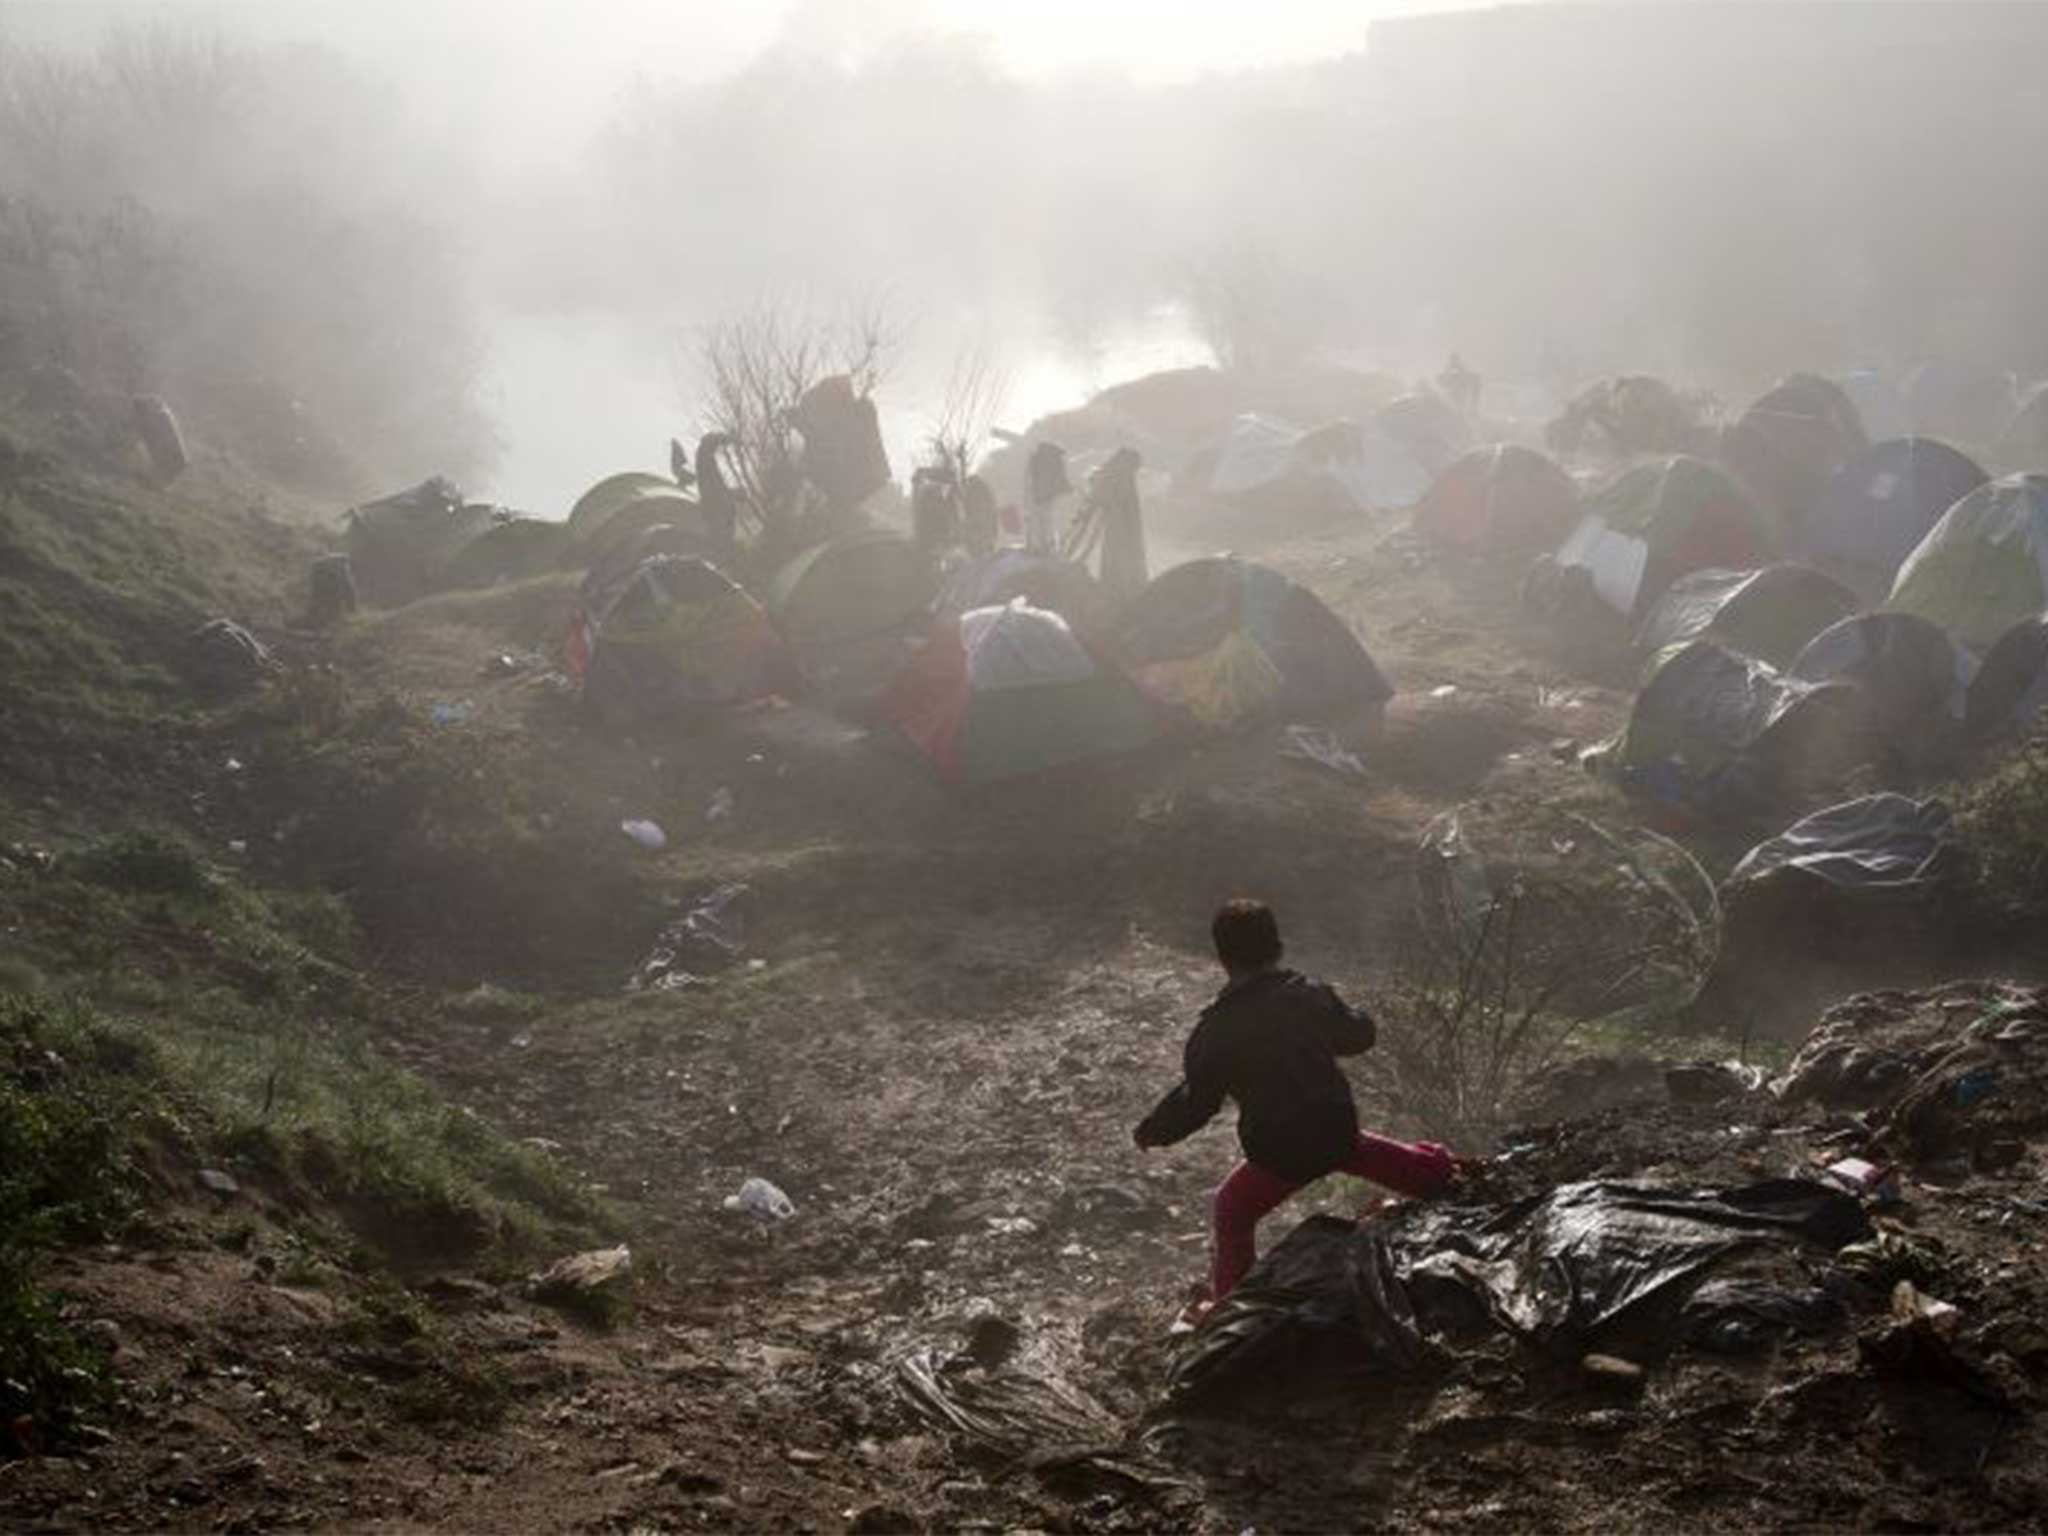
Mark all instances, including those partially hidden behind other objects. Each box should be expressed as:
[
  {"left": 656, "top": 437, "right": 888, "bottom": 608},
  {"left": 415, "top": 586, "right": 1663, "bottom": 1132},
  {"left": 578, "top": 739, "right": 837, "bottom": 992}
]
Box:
[
  {"left": 565, "top": 471, "right": 680, "bottom": 541},
  {"left": 1888, "top": 473, "right": 2048, "bottom": 651},
  {"left": 766, "top": 533, "right": 935, "bottom": 650}
]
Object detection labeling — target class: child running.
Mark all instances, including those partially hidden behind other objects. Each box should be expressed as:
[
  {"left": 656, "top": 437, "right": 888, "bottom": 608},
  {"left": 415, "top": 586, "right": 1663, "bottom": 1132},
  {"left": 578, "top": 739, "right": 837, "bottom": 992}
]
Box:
[{"left": 1133, "top": 898, "right": 1456, "bottom": 1314}]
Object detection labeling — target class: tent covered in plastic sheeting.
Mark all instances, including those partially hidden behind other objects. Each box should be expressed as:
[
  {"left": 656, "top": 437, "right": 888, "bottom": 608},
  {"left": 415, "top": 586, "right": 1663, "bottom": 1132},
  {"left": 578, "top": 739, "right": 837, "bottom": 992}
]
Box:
[
  {"left": 1720, "top": 375, "right": 1866, "bottom": 529},
  {"left": 1634, "top": 565, "right": 1858, "bottom": 672},
  {"left": 936, "top": 549, "right": 1106, "bottom": 633},
  {"left": 581, "top": 556, "right": 793, "bottom": 722},
  {"left": 1802, "top": 438, "right": 1986, "bottom": 596},
  {"left": 1612, "top": 640, "right": 1875, "bottom": 813},
  {"left": 1967, "top": 615, "right": 2048, "bottom": 742},
  {"left": 1115, "top": 557, "right": 1392, "bottom": 731},
  {"left": 343, "top": 476, "right": 491, "bottom": 605},
  {"left": 1207, "top": 413, "right": 1430, "bottom": 515},
  {"left": 880, "top": 599, "right": 1156, "bottom": 782},
  {"left": 1415, "top": 443, "right": 1579, "bottom": 555},
  {"left": 1726, "top": 795, "right": 1959, "bottom": 903},
  {"left": 1557, "top": 456, "right": 1774, "bottom": 618},
  {"left": 1168, "top": 1182, "right": 1869, "bottom": 1405},
  {"left": 1789, "top": 612, "right": 1975, "bottom": 767},
  {"left": 1705, "top": 798, "right": 1969, "bottom": 1032},
  {"left": 1889, "top": 473, "right": 2048, "bottom": 652}
]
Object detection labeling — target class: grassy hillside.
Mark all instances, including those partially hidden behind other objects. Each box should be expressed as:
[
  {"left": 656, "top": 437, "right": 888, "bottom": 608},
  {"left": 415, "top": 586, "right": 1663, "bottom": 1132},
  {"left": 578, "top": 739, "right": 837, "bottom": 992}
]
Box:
[{"left": 0, "top": 417, "right": 617, "bottom": 1454}]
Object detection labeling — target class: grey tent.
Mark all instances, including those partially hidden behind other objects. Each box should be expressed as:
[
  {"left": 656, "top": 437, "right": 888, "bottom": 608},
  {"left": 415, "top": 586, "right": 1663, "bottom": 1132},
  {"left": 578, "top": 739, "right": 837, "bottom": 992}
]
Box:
[
  {"left": 1612, "top": 640, "right": 1876, "bottom": 815},
  {"left": 1634, "top": 565, "right": 1858, "bottom": 672},
  {"left": 1789, "top": 611, "right": 1974, "bottom": 773},
  {"left": 1965, "top": 615, "right": 2048, "bottom": 743}
]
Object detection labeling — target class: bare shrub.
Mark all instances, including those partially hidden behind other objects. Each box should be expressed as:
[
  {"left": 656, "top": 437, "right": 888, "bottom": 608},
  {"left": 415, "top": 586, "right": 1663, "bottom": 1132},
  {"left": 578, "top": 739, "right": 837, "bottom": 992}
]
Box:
[
  {"left": 1365, "top": 809, "right": 1720, "bottom": 1149},
  {"left": 688, "top": 294, "right": 897, "bottom": 541},
  {"left": 923, "top": 329, "right": 1009, "bottom": 485}
]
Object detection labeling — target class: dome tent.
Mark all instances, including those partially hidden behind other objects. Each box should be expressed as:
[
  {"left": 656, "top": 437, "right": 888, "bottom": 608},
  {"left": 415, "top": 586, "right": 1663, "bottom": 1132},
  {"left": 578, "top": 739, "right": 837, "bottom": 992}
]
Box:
[
  {"left": 1721, "top": 375, "right": 1866, "bottom": 530},
  {"left": 1802, "top": 438, "right": 1986, "bottom": 596},
  {"left": 566, "top": 471, "right": 679, "bottom": 540},
  {"left": 767, "top": 533, "right": 935, "bottom": 650},
  {"left": 441, "top": 512, "right": 571, "bottom": 589},
  {"left": 1634, "top": 565, "right": 1858, "bottom": 672},
  {"left": 936, "top": 550, "right": 1108, "bottom": 634},
  {"left": 1204, "top": 413, "right": 1431, "bottom": 518},
  {"left": 343, "top": 477, "right": 492, "bottom": 606},
  {"left": 1416, "top": 443, "right": 1579, "bottom": 555},
  {"left": 879, "top": 599, "right": 1156, "bottom": 782},
  {"left": 1965, "top": 615, "right": 2048, "bottom": 742},
  {"left": 580, "top": 555, "right": 793, "bottom": 724},
  {"left": 1553, "top": 455, "right": 1775, "bottom": 618},
  {"left": 1789, "top": 611, "right": 1975, "bottom": 771},
  {"left": 1613, "top": 640, "right": 1875, "bottom": 815},
  {"left": 1114, "top": 557, "right": 1391, "bottom": 731},
  {"left": 1888, "top": 473, "right": 2048, "bottom": 652}
]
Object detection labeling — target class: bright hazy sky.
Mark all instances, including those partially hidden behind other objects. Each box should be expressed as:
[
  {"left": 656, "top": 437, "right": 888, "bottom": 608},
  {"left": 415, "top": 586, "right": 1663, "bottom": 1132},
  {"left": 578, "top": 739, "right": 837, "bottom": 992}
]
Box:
[{"left": 5, "top": 0, "right": 1499, "bottom": 86}]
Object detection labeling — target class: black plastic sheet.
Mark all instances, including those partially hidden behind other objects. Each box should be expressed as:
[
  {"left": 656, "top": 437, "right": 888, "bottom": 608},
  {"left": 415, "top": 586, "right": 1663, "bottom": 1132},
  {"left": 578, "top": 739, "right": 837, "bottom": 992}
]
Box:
[{"left": 1169, "top": 1179, "right": 1869, "bottom": 1406}]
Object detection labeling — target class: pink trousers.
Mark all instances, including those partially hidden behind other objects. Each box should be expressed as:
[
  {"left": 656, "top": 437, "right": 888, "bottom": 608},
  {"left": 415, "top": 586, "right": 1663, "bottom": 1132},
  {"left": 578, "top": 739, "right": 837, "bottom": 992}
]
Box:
[{"left": 1211, "top": 1133, "right": 1455, "bottom": 1299}]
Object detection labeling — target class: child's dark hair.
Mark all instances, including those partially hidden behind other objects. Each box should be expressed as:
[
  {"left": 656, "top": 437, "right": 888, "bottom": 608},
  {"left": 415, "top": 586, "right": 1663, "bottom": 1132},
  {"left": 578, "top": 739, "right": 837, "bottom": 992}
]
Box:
[{"left": 1212, "top": 899, "right": 1283, "bottom": 972}]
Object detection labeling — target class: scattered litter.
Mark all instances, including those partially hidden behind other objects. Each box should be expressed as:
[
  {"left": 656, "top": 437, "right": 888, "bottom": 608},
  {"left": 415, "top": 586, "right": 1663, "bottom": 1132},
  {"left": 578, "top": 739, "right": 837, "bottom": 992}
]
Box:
[
  {"left": 1429, "top": 683, "right": 1459, "bottom": 699},
  {"left": 1823, "top": 1156, "right": 1903, "bottom": 1204},
  {"left": 530, "top": 1245, "right": 633, "bottom": 1305},
  {"left": 197, "top": 1169, "right": 240, "bottom": 1198},
  {"left": 706, "top": 786, "right": 736, "bottom": 822},
  {"left": 224, "top": 757, "right": 244, "bottom": 772},
  {"left": 430, "top": 700, "right": 475, "bottom": 727},
  {"left": 726, "top": 1176, "right": 796, "bottom": 1221},
  {"left": 632, "top": 884, "right": 753, "bottom": 990},
  {"left": 1277, "top": 724, "right": 1367, "bottom": 780},
  {"left": 620, "top": 819, "right": 667, "bottom": 851},
  {"left": 1580, "top": 1353, "right": 1644, "bottom": 1387},
  {"left": 226, "top": 840, "right": 248, "bottom": 856},
  {"left": 986, "top": 1216, "right": 1038, "bottom": 1237},
  {"left": 1890, "top": 1280, "right": 1961, "bottom": 1338}
]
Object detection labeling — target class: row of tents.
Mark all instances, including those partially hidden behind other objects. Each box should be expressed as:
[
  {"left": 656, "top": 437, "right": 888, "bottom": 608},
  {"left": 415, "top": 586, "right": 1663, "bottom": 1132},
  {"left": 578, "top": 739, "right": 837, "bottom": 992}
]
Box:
[{"left": 567, "top": 500, "right": 1392, "bottom": 784}]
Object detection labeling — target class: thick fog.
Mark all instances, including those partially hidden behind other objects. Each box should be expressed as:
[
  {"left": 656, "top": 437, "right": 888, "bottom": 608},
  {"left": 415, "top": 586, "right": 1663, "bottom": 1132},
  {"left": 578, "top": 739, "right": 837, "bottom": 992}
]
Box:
[{"left": 4, "top": 0, "right": 2046, "bottom": 509}]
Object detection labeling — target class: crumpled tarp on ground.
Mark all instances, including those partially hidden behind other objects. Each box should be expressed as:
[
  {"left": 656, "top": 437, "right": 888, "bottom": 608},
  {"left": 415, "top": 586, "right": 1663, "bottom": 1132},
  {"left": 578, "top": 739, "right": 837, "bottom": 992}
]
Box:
[
  {"left": 1168, "top": 1180, "right": 1868, "bottom": 1406},
  {"left": 894, "top": 1348, "right": 1187, "bottom": 1496},
  {"left": 630, "top": 883, "right": 753, "bottom": 990},
  {"left": 1727, "top": 794, "right": 1960, "bottom": 902}
]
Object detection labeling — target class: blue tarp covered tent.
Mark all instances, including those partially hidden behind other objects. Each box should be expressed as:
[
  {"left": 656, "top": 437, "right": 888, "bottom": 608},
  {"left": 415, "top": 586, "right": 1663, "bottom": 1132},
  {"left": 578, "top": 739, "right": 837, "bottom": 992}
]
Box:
[{"left": 1801, "top": 438, "right": 1986, "bottom": 595}]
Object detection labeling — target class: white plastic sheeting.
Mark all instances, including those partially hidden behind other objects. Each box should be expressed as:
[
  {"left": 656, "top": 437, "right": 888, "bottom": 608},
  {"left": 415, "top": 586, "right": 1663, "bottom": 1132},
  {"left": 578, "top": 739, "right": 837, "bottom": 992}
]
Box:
[{"left": 1555, "top": 514, "right": 1651, "bottom": 615}]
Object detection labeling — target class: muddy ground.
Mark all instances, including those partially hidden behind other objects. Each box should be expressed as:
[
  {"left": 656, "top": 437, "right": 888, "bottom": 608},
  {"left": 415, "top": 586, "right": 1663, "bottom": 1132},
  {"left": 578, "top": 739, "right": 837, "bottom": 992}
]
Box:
[{"left": 10, "top": 501, "right": 2048, "bottom": 1532}]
